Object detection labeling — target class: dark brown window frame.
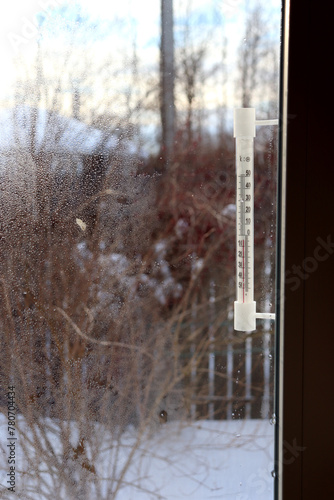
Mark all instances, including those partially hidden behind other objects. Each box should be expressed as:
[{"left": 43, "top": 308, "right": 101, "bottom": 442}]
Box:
[{"left": 277, "top": 1, "right": 334, "bottom": 498}]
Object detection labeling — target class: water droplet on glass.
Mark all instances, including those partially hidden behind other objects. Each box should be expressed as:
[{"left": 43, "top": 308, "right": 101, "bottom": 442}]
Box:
[
  {"left": 270, "top": 413, "right": 276, "bottom": 425},
  {"left": 271, "top": 469, "right": 277, "bottom": 478}
]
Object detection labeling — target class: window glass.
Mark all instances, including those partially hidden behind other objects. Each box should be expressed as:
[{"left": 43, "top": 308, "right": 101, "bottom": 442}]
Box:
[{"left": 0, "top": 1, "right": 281, "bottom": 498}]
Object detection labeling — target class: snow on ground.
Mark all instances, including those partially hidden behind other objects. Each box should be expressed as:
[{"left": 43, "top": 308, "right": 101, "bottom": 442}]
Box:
[
  {"left": 117, "top": 420, "right": 275, "bottom": 500},
  {"left": 0, "top": 416, "right": 274, "bottom": 499}
]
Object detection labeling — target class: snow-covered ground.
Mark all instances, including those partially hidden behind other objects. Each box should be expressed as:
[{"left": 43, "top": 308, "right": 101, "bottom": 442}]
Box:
[{"left": 0, "top": 415, "right": 274, "bottom": 499}]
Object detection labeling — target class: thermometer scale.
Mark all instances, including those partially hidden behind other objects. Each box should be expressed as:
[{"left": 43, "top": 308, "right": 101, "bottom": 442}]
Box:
[{"left": 234, "top": 108, "right": 277, "bottom": 332}]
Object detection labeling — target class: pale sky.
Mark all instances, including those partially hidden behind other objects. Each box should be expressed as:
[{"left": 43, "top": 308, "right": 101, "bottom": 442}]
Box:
[
  {"left": 0, "top": 1, "right": 245, "bottom": 87},
  {"left": 0, "top": 0, "right": 280, "bottom": 114},
  {"left": 0, "top": 1, "right": 158, "bottom": 98}
]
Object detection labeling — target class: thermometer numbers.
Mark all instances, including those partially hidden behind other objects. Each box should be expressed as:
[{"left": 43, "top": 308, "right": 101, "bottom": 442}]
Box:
[
  {"left": 237, "top": 236, "right": 250, "bottom": 298},
  {"left": 235, "top": 134, "right": 255, "bottom": 308}
]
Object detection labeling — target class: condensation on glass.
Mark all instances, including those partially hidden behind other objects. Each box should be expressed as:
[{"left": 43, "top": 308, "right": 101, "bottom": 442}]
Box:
[{"left": 0, "top": 1, "right": 281, "bottom": 499}]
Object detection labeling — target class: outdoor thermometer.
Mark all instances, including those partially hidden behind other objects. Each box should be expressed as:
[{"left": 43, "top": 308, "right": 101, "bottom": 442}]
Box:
[{"left": 234, "top": 108, "right": 277, "bottom": 332}]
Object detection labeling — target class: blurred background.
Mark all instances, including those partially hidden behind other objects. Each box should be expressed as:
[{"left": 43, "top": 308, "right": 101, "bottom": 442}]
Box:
[{"left": 0, "top": 1, "right": 280, "bottom": 498}]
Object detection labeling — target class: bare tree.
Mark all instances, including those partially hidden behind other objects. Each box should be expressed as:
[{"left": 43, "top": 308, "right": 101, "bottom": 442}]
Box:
[
  {"left": 160, "top": 0, "right": 175, "bottom": 167},
  {"left": 237, "top": 3, "right": 267, "bottom": 108},
  {"left": 0, "top": 4, "right": 278, "bottom": 498},
  {"left": 179, "top": 42, "right": 206, "bottom": 146},
  {"left": 174, "top": 1, "right": 219, "bottom": 148}
]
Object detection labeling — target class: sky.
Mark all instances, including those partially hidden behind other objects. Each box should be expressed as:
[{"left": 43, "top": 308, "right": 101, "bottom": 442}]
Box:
[
  {"left": 0, "top": 0, "right": 281, "bottom": 127},
  {"left": 0, "top": 1, "right": 244, "bottom": 94}
]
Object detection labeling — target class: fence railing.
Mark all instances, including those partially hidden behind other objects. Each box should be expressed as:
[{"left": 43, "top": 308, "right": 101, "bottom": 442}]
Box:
[{"left": 180, "top": 325, "right": 274, "bottom": 421}]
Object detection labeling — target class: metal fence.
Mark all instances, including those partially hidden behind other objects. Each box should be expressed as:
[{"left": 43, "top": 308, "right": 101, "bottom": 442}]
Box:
[{"left": 184, "top": 328, "right": 275, "bottom": 421}]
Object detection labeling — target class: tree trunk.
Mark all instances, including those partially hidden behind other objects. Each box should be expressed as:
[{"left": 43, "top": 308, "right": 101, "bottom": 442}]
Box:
[{"left": 160, "top": 0, "right": 175, "bottom": 169}]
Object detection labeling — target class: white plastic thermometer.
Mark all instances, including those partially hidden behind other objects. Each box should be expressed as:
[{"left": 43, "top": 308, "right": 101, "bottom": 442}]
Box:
[{"left": 234, "top": 108, "right": 277, "bottom": 332}]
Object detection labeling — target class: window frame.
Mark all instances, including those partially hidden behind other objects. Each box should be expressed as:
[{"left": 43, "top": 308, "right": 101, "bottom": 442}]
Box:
[{"left": 277, "top": 1, "right": 334, "bottom": 498}]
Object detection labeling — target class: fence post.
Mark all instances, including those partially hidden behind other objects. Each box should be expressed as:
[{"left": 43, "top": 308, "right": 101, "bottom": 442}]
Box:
[
  {"left": 226, "top": 338, "right": 233, "bottom": 419},
  {"left": 208, "top": 280, "right": 215, "bottom": 420},
  {"left": 245, "top": 336, "right": 252, "bottom": 419},
  {"left": 261, "top": 329, "right": 271, "bottom": 418},
  {"left": 190, "top": 300, "right": 197, "bottom": 420}
]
